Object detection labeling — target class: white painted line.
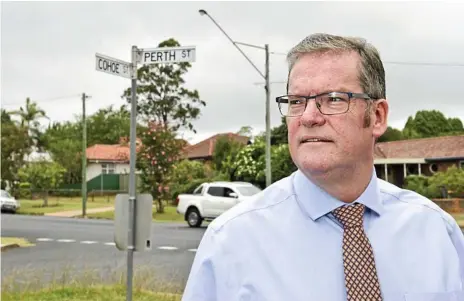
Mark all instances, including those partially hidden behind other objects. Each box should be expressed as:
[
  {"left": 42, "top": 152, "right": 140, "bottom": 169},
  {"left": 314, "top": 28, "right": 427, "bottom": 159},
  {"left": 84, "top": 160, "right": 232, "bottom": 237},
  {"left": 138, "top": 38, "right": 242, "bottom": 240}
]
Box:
[
  {"left": 36, "top": 238, "right": 54, "bottom": 242},
  {"left": 57, "top": 239, "right": 75, "bottom": 243},
  {"left": 157, "top": 246, "right": 178, "bottom": 250},
  {"left": 80, "top": 241, "right": 97, "bottom": 244},
  {"left": 104, "top": 242, "right": 116, "bottom": 246},
  {"left": 188, "top": 248, "right": 197, "bottom": 252}
]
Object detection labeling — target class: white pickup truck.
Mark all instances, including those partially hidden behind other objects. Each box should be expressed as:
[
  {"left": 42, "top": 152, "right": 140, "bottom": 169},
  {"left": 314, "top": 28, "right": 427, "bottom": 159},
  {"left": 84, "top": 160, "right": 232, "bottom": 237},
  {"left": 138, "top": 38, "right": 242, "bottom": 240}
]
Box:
[{"left": 176, "top": 181, "right": 262, "bottom": 227}]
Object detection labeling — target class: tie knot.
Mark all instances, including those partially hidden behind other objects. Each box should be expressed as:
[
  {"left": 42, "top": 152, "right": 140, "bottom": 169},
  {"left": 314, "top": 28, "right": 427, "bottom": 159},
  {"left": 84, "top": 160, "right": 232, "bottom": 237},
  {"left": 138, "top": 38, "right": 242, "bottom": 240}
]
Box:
[{"left": 332, "top": 203, "right": 365, "bottom": 228}]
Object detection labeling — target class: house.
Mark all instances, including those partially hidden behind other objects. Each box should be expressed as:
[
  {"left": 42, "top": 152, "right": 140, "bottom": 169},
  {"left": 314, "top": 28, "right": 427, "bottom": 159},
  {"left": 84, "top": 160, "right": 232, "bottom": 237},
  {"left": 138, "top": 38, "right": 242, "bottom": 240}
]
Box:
[
  {"left": 85, "top": 138, "right": 142, "bottom": 191},
  {"left": 182, "top": 132, "right": 251, "bottom": 162},
  {"left": 85, "top": 136, "right": 190, "bottom": 191},
  {"left": 374, "top": 135, "right": 464, "bottom": 187}
]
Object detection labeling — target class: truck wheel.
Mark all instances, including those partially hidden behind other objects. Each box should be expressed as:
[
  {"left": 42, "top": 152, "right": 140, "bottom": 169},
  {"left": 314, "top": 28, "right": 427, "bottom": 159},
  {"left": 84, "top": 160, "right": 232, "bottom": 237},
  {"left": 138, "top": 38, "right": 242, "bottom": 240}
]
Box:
[{"left": 186, "top": 208, "right": 202, "bottom": 228}]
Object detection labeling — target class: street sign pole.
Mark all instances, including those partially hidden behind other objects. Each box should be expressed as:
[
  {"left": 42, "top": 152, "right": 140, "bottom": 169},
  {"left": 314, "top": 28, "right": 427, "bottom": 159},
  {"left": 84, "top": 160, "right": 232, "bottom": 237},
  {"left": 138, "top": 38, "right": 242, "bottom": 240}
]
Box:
[
  {"left": 95, "top": 44, "right": 196, "bottom": 301},
  {"left": 126, "top": 45, "right": 138, "bottom": 301}
]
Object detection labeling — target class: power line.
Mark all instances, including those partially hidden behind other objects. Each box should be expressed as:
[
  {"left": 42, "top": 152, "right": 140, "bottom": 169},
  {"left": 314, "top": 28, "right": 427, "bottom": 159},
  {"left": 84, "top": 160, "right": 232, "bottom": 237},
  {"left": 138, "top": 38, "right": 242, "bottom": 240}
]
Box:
[
  {"left": 384, "top": 61, "right": 464, "bottom": 67},
  {"left": 268, "top": 49, "right": 464, "bottom": 67},
  {"left": 271, "top": 51, "right": 464, "bottom": 67},
  {"left": 2, "top": 94, "right": 81, "bottom": 107}
]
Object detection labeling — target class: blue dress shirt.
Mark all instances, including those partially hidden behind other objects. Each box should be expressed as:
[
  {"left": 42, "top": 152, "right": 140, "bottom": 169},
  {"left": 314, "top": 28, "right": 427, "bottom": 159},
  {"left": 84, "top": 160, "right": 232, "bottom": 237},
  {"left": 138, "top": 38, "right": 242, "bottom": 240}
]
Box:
[{"left": 182, "top": 169, "right": 464, "bottom": 301}]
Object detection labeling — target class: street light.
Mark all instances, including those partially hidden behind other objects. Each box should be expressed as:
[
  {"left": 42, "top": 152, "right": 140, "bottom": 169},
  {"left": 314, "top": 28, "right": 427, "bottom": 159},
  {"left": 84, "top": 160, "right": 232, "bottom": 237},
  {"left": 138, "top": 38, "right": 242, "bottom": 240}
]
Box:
[{"left": 199, "top": 9, "right": 272, "bottom": 187}]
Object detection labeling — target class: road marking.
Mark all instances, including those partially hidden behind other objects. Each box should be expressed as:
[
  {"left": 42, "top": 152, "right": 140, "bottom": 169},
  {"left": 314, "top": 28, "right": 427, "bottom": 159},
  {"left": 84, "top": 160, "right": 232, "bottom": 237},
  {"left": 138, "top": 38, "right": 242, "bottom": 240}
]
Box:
[
  {"left": 80, "top": 241, "right": 98, "bottom": 244},
  {"left": 31, "top": 239, "right": 190, "bottom": 252},
  {"left": 158, "top": 246, "right": 178, "bottom": 250},
  {"left": 57, "top": 239, "right": 75, "bottom": 243}
]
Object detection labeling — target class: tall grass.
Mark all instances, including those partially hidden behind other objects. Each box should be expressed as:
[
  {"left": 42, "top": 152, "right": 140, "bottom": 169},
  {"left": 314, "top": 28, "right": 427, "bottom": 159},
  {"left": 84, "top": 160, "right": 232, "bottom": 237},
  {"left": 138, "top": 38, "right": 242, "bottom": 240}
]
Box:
[{"left": 2, "top": 265, "right": 185, "bottom": 300}]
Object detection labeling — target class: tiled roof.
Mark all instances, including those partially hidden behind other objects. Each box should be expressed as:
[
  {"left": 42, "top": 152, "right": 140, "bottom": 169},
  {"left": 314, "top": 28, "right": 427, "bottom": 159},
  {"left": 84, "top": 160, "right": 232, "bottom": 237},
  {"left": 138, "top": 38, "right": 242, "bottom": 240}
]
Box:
[
  {"left": 86, "top": 144, "right": 131, "bottom": 162},
  {"left": 86, "top": 137, "right": 190, "bottom": 162},
  {"left": 374, "top": 135, "right": 464, "bottom": 159},
  {"left": 183, "top": 133, "right": 251, "bottom": 159}
]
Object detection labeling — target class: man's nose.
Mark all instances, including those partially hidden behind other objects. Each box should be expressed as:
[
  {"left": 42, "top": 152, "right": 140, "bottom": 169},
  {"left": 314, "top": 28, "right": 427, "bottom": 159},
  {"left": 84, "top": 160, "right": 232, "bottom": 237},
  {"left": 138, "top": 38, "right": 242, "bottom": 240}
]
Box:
[{"left": 300, "top": 100, "right": 325, "bottom": 127}]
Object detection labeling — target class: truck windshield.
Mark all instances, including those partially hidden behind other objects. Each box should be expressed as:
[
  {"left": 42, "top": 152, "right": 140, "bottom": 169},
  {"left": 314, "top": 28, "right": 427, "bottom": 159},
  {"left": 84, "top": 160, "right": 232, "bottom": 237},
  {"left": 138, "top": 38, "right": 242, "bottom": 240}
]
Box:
[
  {"left": 236, "top": 186, "right": 261, "bottom": 196},
  {"left": 1, "top": 190, "right": 11, "bottom": 198}
]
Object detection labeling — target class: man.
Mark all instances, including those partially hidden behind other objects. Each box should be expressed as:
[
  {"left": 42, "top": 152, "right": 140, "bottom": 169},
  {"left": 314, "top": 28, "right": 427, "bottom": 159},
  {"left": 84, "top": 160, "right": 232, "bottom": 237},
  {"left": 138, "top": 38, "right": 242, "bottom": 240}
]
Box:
[{"left": 181, "top": 33, "right": 464, "bottom": 300}]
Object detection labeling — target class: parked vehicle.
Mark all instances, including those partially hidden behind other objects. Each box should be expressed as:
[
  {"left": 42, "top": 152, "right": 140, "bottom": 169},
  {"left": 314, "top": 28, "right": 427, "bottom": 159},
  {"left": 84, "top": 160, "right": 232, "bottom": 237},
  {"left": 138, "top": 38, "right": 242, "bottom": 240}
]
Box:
[
  {"left": 176, "top": 181, "right": 262, "bottom": 227},
  {"left": 1, "top": 189, "right": 20, "bottom": 213}
]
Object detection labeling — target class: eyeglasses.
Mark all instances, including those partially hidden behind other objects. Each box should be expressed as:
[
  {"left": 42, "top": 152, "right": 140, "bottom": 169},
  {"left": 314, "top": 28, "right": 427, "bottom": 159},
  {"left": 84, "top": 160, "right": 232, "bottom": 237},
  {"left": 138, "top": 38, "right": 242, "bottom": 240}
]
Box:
[{"left": 275, "top": 92, "right": 372, "bottom": 117}]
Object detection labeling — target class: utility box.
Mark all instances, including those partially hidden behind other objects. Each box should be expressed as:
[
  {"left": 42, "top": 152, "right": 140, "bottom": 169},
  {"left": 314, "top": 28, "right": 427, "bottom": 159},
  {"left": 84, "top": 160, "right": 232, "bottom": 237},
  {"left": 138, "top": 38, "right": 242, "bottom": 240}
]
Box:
[{"left": 114, "top": 193, "right": 153, "bottom": 252}]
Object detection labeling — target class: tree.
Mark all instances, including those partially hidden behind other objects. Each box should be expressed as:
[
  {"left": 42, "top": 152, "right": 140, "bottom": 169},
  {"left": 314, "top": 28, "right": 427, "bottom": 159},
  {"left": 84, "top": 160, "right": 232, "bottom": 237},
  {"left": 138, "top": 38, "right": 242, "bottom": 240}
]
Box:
[
  {"left": 1, "top": 109, "right": 30, "bottom": 193},
  {"left": 134, "top": 121, "right": 184, "bottom": 213},
  {"left": 231, "top": 138, "right": 267, "bottom": 187},
  {"left": 42, "top": 105, "right": 135, "bottom": 185},
  {"left": 428, "top": 165, "right": 464, "bottom": 197},
  {"left": 18, "top": 160, "right": 66, "bottom": 206},
  {"left": 270, "top": 117, "right": 288, "bottom": 145},
  {"left": 86, "top": 105, "right": 131, "bottom": 146},
  {"left": 404, "top": 166, "right": 464, "bottom": 199},
  {"left": 122, "top": 38, "right": 206, "bottom": 133},
  {"left": 402, "top": 110, "right": 464, "bottom": 139},
  {"left": 43, "top": 121, "right": 82, "bottom": 184},
  {"left": 231, "top": 136, "right": 297, "bottom": 188},
  {"left": 237, "top": 126, "right": 253, "bottom": 139},
  {"left": 377, "top": 126, "right": 404, "bottom": 142},
  {"left": 168, "top": 159, "right": 213, "bottom": 201},
  {"left": 271, "top": 144, "right": 298, "bottom": 182},
  {"left": 212, "top": 135, "right": 246, "bottom": 175},
  {"left": 10, "top": 97, "right": 48, "bottom": 151}
]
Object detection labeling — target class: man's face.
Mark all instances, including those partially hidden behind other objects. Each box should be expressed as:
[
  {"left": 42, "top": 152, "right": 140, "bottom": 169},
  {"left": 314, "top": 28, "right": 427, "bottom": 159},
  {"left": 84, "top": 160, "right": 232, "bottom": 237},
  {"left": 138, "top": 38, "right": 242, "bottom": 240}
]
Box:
[{"left": 286, "top": 50, "right": 387, "bottom": 178}]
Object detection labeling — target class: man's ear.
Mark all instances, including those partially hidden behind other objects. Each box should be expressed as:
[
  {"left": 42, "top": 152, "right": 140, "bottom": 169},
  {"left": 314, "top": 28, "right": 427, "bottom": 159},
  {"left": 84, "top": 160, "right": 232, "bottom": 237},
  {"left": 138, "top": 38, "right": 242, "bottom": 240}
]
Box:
[{"left": 372, "top": 99, "right": 389, "bottom": 139}]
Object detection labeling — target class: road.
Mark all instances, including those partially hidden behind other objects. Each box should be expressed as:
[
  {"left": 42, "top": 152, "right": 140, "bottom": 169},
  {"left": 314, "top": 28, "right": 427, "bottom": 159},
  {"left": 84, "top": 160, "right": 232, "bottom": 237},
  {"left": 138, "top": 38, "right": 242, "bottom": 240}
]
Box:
[{"left": 1, "top": 213, "right": 207, "bottom": 291}]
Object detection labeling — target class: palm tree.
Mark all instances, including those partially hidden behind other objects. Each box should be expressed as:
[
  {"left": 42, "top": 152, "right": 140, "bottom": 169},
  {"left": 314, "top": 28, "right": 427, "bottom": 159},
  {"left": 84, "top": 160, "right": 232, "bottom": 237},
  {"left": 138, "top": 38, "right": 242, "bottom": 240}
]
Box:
[{"left": 11, "top": 97, "right": 49, "bottom": 151}]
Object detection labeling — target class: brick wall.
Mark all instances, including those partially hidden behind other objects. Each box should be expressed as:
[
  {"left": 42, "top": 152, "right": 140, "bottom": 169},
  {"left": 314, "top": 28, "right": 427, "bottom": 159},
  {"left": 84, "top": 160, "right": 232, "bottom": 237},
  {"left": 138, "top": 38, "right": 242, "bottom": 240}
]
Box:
[{"left": 432, "top": 198, "right": 463, "bottom": 213}]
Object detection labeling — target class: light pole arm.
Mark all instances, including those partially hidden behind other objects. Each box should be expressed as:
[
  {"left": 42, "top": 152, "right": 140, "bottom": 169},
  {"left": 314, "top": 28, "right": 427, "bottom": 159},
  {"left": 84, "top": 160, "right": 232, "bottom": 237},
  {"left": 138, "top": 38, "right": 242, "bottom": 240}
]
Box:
[{"left": 201, "top": 12, "right": 265, "bottom": 79}]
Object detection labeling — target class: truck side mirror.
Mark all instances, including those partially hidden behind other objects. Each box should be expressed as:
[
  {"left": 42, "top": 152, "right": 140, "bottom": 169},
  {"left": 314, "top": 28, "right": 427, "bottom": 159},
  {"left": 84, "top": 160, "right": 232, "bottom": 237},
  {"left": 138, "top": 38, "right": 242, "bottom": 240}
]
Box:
[{"left": 228, "top": 192, "right": 238, "bottom": 198}]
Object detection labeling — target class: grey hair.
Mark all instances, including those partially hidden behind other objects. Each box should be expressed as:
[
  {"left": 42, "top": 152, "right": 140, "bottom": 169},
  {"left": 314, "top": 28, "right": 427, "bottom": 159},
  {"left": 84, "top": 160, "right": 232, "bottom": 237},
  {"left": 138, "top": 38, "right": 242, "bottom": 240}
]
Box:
[{"left": 286, "top": 33, "right": 386, "bottom": 100}]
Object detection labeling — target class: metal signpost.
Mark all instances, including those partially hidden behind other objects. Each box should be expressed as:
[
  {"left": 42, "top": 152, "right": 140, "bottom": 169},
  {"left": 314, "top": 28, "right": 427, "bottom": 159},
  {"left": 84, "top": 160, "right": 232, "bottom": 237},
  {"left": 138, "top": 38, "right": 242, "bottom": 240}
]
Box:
[
  {"left": 95, "top": 53, "right": 132, "bottom": 79},
  {"left": 95, "top": 44, "right": 196, "bottom": 301}
]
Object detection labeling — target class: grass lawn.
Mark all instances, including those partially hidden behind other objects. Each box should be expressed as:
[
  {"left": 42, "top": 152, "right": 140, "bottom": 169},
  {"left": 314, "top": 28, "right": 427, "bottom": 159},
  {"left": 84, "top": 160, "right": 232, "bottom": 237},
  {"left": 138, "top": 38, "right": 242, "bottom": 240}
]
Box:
[
  {"left": 0, "top": 237, "right": 34, "bottom": 247},
  {"left": 1, "top": 285, "right": 182, "bottom": 301},
  {"left": 452, "top": 213, "right": 464, "bottom": 227},
  {"left": 17, "top": 196, "right": 114, "bottom": 215},
  {"left": 85, "top": 205, "right": 184, "bottom": 223}
]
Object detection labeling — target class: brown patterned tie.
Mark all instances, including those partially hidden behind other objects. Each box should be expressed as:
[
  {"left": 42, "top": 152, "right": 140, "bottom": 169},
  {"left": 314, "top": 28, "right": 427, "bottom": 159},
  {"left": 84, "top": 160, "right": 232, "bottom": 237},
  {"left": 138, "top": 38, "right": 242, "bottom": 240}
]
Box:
[{"left": 332, "top": 203, "right": 383, "bottom": 301}]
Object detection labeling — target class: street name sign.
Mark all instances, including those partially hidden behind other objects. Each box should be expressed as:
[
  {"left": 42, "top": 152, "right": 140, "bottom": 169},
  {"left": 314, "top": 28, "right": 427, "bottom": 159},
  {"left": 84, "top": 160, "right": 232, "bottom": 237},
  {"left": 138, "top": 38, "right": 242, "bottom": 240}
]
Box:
[
  {"left": 95, "top": 53, "right": 132, "bottom": 79},
  {"left": 138, "top": 46, "right": 196, "bottom": 65}
]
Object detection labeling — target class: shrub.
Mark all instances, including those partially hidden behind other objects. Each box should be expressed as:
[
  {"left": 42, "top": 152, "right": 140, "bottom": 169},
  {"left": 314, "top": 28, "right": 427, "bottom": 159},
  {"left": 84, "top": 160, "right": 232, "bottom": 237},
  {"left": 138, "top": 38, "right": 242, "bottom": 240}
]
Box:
[
  {"left": 404, "top": 166, "right": 464, "bottom": 198},
  {"left": 404, "top": 175, "right": 431, "bottom": 197}
]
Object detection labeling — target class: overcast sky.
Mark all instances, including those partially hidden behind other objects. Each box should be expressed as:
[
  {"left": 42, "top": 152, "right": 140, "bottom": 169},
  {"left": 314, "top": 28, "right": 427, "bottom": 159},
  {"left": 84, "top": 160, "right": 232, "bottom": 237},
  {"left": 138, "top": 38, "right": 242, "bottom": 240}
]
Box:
[{"left": 2, "top": 1, "right": 464, "bottom": 144}]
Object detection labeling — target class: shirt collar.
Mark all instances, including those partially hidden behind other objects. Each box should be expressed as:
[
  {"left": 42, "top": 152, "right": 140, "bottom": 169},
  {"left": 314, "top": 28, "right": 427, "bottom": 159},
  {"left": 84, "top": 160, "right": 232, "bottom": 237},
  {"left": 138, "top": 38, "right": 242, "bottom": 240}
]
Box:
[{"left": 292, "top": 168, "right": 385, "bottom": 221}]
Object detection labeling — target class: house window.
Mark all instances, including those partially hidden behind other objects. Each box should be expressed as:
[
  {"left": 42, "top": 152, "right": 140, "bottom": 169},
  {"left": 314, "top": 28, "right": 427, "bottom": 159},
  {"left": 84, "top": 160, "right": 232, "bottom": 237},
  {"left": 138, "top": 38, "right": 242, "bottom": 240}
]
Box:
[{"left": 101, "top": 163, "right": 115, "bottom": 174}]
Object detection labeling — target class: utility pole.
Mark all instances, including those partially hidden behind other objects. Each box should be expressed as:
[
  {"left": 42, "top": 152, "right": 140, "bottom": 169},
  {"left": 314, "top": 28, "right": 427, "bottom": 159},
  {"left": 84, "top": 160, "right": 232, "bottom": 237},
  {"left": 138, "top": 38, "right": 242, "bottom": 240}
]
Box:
[
  {"left": 264, "top": 44, "right": 271, "bottom": 187},
  {"left": 82, "top": 93, "right": 90, "bottom": 217},
  {"left": 199, "top": 9, "right": 272, "bottom": 186}
]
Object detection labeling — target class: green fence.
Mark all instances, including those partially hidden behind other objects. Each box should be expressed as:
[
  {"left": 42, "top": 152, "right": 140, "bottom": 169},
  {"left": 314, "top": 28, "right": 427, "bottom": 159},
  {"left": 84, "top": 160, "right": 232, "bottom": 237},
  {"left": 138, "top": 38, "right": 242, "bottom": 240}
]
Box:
[
  {"left": 87, "top": 174, "right": 120, "bottom": 191},
  {"left": 59, "top": 174, "right": 142, "bottom": 193}
]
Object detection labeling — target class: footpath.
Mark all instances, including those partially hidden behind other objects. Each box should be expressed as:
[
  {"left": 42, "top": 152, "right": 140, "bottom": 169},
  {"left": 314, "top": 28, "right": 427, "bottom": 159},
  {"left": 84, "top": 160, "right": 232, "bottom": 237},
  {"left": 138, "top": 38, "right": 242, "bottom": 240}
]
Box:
[{"left": 44, "top": 206, "right": 115, "bottom": 217}]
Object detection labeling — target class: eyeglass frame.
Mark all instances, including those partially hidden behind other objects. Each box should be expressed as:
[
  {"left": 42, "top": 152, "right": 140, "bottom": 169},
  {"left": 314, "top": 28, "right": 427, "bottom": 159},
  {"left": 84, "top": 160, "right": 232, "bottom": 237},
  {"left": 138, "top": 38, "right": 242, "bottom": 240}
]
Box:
[{"left": 275, "top": 91, "right": 375, "bottom": 117}]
